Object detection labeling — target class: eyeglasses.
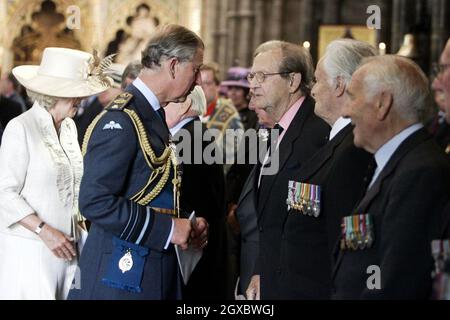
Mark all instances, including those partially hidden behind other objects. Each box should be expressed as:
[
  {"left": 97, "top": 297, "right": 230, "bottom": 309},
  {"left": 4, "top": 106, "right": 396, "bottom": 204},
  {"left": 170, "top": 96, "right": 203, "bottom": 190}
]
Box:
[
  {"left": 247, "top": 71, "right": 291, "bottom": 84},
  {"left": 432, "top": 63, "right": 450, "bottom": 76}
]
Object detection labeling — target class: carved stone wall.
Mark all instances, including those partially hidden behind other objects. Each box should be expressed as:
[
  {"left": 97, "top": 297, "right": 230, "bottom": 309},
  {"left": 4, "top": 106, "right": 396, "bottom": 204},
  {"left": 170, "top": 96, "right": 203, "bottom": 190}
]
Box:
[{"left": 1, "top": 0, "right": 202, "bottom": 73}]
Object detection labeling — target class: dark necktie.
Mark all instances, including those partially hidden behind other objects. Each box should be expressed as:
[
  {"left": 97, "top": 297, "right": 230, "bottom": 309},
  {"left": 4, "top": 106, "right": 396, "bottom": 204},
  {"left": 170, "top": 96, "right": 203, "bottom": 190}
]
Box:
[
  {"left": 157, "top": 108, "right": 166, "bottom": 122},
  {"left": 361, "top": 157, "right": 377, "bottom": 196},
  {"left": 267, "top": 124, "right": 284, "bottom": 160},
  {"left": 157, "top": 107, "right": 170, "bottom": 133}
]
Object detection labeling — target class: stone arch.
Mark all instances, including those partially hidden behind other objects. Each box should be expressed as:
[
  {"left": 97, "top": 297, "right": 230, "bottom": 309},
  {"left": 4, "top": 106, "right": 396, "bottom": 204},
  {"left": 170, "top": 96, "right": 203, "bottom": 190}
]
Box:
[{"left": 3, "top": 0, "right": 91, "bottom": 70}]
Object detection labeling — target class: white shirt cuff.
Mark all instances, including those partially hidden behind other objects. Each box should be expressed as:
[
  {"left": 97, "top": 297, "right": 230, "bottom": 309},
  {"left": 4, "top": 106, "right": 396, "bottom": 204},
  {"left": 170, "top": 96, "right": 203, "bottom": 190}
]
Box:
[{"left": 164, "top": 219, "right": 174, "bottom": 249}]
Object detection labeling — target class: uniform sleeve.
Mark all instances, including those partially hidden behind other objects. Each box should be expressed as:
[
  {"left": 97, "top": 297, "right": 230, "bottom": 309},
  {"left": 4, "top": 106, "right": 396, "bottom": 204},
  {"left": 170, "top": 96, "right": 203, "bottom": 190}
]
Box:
[
  {"left": 0, "top": 119, "right": 35, "bottom": 228},
  {"left": 79, "top": 112, "right": 173, "bottom": 251},
  {"left": 361, "top": 166, "right": 450, "bottom": 299}
]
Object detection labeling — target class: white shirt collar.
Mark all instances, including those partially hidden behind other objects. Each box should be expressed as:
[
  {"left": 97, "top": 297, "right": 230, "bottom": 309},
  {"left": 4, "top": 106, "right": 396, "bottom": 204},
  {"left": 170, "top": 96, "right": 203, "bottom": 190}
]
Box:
[
  {"left": 369, "top": 123, "right": 423, "bottom": 189},
  {"left": 132, "top": 77, "right": 161, "bottom": 112},
  {"left": 329, "top": 117, "right": 352, "bottom": 141},
  {"left": 170, "top": 116, "right": 196, "bottom": 136}
]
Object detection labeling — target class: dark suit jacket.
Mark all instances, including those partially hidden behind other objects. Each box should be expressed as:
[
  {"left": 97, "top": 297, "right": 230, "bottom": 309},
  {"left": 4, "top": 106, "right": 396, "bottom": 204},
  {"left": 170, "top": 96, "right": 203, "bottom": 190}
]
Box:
[
  {"left": 441, "top": 202, "right": 450, "bottom": 239},
  {"left": 0, "top": 96, "right": 22, "bottom": 128},
  {"left": 236, "top": 164, "right": 258, "bottom": 294},
  {"left": 176, "top": 117, "right": 228, "bottom": 300},
  {"left": 332, "top": 128, "right": 450, "bottom": 299},
  {"left": 278, "top": 124, "right": 373, "bottom": 299},
  {"left": 255, "top": 96, "right": 330, "bottom": 299},
  {"left": 68, "top": 84, "right": 181, "bottom": 300},
  {"left": 75, "top": 97, "right": 104, "bottom": 146}
]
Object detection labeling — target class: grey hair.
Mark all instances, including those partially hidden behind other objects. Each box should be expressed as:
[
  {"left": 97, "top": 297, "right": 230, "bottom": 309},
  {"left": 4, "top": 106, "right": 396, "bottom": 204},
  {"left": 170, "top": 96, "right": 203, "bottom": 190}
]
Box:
[
  {"left": 254, "top": 40, "right": 314, "bottom": 95},
  {"left": 360, "top": 55, "right": 430, "bottom": 123},
  {"left": 141, "top": 24, "right": 204, "bottom": 69},
  {"left": 322, "top": 39, "right": 378, "bottom": 86},
  {"left": 188, "top": 86, "right": 207, "bottom": 116},
  {"left": 121, "top": 61, "right": 143, "bottom": 89},
  {"left": 26, "top": 89, "right": 57, "bottom": 110}
]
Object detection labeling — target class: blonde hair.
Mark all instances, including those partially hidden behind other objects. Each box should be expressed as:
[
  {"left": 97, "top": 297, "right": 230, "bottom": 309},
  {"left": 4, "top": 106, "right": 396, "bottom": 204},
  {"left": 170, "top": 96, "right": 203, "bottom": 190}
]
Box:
[{"left": 26, "top": 89, "right": 57, "bottom": 110}]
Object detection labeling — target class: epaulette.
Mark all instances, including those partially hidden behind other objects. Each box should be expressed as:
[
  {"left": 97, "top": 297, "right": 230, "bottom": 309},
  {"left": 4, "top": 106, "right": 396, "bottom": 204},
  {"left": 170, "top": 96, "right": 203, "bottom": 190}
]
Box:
[{"left": 106, "top": 92, "right": 133, "bottom": 111}]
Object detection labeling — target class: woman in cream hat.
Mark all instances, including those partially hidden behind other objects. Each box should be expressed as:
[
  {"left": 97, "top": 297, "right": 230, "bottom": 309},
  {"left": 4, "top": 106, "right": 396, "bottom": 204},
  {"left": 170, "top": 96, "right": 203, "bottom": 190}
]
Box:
[{"left": 0, "top": 47, "right": 111, "bottom": 300}]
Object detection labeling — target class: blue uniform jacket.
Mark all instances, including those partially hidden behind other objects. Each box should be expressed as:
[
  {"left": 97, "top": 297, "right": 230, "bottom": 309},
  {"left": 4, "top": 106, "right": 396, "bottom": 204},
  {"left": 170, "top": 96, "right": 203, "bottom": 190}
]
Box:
[{"left": 68, "top": 84, "right": 181, "bottom": 300}]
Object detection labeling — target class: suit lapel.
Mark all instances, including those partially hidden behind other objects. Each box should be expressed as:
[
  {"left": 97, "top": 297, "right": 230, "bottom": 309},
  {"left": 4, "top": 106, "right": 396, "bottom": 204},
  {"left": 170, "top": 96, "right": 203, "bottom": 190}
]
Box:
[
  {"left": 355, "top": 128, "right": 431, "bottom": 214},
  {"left": 257, "top": 96, "right": 315, "bottom": 218},
  {"left": 331, "top": 128, "right": 431, "bottom": 280},
  {"left": 299, "top": 124, "right": 353, "bottom": 181},
  {"left": 127, "top": 85, "right": 170, "bottom": 148}
]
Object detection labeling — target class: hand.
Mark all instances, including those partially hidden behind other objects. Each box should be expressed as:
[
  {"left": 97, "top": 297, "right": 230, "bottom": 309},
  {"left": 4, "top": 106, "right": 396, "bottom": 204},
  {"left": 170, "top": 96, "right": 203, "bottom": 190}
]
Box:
[
  {"left": 39, "top": 224, "right": 76, "bottom": 261},
  {"left": 171, "top": 218, "right": 192, "bottom": 250},
  {"left": 246, "top": 275, "right": 260, "bottom": 300},
  {"left": 227, "top": 203, "right": 240, "bottom": 235},
  {"left": 190, "top": 217, "right": 209, "bottom": 250}
]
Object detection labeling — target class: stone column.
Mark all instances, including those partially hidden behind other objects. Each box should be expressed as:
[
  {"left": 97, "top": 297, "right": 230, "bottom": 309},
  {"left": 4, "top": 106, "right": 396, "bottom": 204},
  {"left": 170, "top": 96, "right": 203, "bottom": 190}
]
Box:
[
  {"left": 202, "top": 0, "right": 217, "bottom": 63},
  {"left": 299, "top": 0, "right": 314, "bottom": 43},
  {"left": 322, "top": 0, "right": 340, "bottom": 24},
  {"left": 226, "top": 0, "right": 238, "bottom": 67},
  {"left": 90, "top": 0, "right": 108, "bottom": 53},
  {"left": 391, "top": 0, "right": 416, "bottom": 53},
  {"left": 430, "top": 0, "right": 448, "bottom": 65},
  {"left": 270, "top": 0, "right": 283, "bottom": 40},
  {"left": 253, "top": 0, "right": 264, "bottom": 51},
  {"left": 216, "top": 0, "right": 229, "bottom": 76},
  {"left": 237, "top": 0, "right": 253, "bottom": 67}
]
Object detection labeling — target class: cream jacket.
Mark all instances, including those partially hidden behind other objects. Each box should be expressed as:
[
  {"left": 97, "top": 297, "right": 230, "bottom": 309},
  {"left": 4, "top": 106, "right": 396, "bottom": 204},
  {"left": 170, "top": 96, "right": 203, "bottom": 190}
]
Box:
[{"left": 0, "top": 103, "right": 83, "bottom": 240}]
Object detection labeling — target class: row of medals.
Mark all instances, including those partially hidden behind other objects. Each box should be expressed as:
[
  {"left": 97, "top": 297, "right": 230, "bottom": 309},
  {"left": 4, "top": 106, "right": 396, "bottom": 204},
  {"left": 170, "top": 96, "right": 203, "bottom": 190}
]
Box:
[
  {"left": 287, "top": 182, "right": 321, "bottom": 218},
  {"left": 287, "top": 198, "right": 320, "bottom": 218},
  {"left": 340, "top": 214, "right": 374, "bottom": 251}
]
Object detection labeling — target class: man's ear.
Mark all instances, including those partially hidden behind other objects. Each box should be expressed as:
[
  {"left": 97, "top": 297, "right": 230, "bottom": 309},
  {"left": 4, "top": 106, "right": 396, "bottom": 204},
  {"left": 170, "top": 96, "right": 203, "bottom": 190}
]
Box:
[
  {"left": 168, "top": 57, "right": 177, "bottom": 79},
  {"left": 376, "top": 90, "right": 393, "bottom": 121},
  {"left": 335, "top": 76, "right": 346, "bottom": 98},
  {"left": 289, "top": 73, "right": 302, "bottom": 93}
]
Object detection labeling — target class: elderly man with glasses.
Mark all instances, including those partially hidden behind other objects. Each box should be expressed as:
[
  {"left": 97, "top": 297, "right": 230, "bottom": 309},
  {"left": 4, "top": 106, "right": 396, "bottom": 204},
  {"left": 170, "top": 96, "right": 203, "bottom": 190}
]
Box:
[{"left": 244, "top": 40, "right": 330, "bottom": 300}]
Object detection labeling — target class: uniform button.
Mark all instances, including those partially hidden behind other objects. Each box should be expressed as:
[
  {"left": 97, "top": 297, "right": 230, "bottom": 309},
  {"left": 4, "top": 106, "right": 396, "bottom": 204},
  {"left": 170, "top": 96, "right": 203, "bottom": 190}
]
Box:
[
  {"left": 259, "top": 227, "right": 263, "bottom": 233},
  {"left": 276, "top": 268, "right": 282, "bottom": 274}
]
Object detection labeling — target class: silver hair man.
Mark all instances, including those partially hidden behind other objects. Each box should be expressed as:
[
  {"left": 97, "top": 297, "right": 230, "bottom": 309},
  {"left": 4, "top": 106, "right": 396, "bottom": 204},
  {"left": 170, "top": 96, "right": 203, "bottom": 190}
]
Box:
[
  {"left": 312, "top": 39, "right": 377, "bottom": 127},
  {"left": 343, "top": 55, "right": 430, "bottom": 153}
]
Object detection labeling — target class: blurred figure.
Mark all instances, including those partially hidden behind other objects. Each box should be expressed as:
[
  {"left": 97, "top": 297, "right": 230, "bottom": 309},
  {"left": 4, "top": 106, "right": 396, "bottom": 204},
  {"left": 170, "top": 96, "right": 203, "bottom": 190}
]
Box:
[
  {"left": 166, "top": 86, "right": 227, "bottom": 300},
  {"left": 0, "top": 47, "right": 111, "bottom": 300},
  {"left": 200, "top": 63, "right": 244, "bottom": 175},
  {"left": 75, "top": 64, "right": 125, "bottom": 146},
  {"left": 0, "top": 73, "right": 27, "bottom": 112},
  {"left": 0, "top": 95, "right": 22, "bottom": 129},
  {"left": 431, "top": 38, "right": 450, "bottom": 154},
  {"left": 121, "top": 61, "right": 143, "bottom": 90},
  {"left": 221, "top": 67, "right": 258, "bottom": 131}
]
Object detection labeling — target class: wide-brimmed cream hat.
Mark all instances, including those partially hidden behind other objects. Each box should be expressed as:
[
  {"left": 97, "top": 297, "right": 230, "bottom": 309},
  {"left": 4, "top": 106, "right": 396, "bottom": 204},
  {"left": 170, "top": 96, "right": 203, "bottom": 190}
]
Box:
[{"left": 12, "top": 47, "right": 113, "bottom": 98}]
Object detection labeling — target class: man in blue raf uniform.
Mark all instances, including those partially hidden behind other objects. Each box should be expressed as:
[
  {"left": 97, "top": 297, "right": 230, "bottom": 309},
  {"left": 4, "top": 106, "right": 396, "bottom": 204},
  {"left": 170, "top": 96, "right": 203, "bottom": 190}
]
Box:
[{"left": 68, "top": 24, "right": 208, "bottom": 300}]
